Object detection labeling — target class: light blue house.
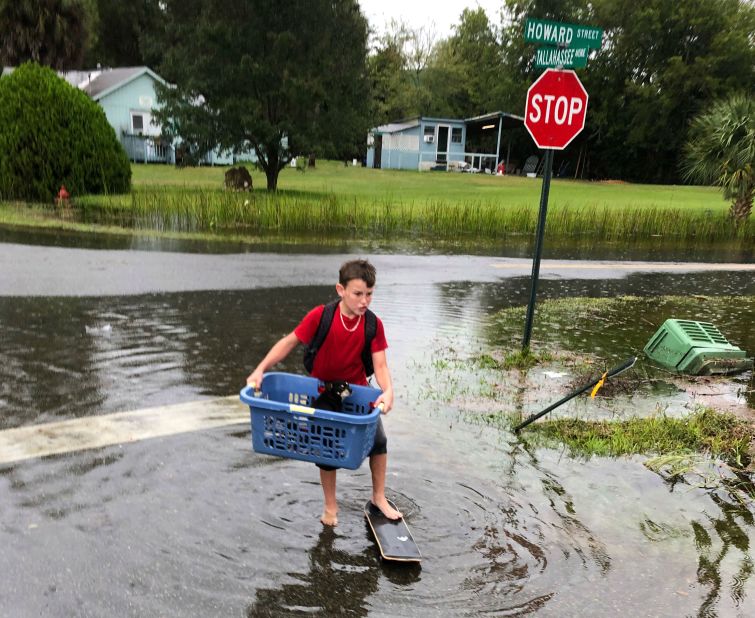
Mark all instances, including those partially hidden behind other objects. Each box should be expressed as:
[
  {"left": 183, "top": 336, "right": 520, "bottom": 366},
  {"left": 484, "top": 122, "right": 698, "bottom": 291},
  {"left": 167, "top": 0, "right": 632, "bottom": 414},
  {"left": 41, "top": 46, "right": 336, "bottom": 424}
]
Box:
[
  {"left": 366, "top": 117, "right": 466, "bottom": 171},
  {"left": 60, "top": 67, "right": 175, "bottom": 163},
  {"left": 367, "top": 112, "right": 524, "bottom": 172},
  {"left": 62, "top": 66, "right": 244, "bottom": 165}
]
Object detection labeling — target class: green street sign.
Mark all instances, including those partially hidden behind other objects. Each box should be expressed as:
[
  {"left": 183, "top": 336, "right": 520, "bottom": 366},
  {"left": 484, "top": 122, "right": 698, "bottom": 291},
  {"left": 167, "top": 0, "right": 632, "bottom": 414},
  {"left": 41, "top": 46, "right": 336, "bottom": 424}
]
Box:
[
  {"left": 534, "top": 46, "right": 589, "bottom": 69},
  {"left": 525, "top": 18, "right": 603, "bottom": 49}
]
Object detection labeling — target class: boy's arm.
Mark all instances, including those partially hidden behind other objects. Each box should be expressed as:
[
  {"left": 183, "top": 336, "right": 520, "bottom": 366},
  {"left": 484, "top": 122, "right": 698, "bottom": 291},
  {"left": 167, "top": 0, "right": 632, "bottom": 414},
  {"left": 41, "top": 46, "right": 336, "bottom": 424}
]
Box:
[
  {"left": 246, "top": 332, "right": 301, "bottom": 387},
  {"left": 371, "top": 349, "right": 394, "bottom": 413}
]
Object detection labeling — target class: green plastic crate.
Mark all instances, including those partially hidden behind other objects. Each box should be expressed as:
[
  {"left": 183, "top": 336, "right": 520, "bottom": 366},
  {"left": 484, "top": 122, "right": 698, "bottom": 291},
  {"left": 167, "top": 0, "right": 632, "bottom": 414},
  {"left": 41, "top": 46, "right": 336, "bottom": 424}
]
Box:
[{"left": 643, "top": 319, "right": 750, "bottom": 376}]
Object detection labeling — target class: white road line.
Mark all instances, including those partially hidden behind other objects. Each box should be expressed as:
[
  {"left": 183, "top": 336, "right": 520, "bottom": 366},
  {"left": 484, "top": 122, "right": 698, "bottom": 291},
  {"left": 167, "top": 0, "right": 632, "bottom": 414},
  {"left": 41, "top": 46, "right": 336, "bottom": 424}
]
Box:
[{"left": 0, "top": 397, "right": 249, "bottom": 465}]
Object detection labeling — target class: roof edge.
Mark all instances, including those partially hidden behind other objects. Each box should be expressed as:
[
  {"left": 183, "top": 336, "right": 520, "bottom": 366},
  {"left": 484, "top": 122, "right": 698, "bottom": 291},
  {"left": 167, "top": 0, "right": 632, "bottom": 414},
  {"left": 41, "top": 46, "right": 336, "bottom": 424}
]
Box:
[{"left": 92, "top": 67, "right": 167, "bottom": 101}]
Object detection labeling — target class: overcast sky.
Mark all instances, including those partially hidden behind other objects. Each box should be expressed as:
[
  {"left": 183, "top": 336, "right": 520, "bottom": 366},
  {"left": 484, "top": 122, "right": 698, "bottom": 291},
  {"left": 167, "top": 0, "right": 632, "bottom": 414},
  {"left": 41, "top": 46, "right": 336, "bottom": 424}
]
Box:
[{"left": 359, "top": 0, "right": 503, "bottom": 39}]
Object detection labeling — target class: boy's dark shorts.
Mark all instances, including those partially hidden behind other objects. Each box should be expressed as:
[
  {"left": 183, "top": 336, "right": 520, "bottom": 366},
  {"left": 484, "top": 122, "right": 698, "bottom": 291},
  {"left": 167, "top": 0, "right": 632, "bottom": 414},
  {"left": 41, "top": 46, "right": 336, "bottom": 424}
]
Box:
[{"left": 316, "top": 417, "right": 387, "bottom": 472}]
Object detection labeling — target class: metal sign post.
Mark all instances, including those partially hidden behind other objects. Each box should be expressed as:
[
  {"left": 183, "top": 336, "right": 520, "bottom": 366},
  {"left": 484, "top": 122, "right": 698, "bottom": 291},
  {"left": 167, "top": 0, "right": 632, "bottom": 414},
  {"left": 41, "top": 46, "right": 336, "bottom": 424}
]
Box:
[
  {"left": 521, "top": 68, "right": 589, "bottom": 351},
  {"left": 522, "top": 148, "right": 554, "bottom": 349},
  {"left": 520, "top": 19, "right": 599, "bottom": 351}
]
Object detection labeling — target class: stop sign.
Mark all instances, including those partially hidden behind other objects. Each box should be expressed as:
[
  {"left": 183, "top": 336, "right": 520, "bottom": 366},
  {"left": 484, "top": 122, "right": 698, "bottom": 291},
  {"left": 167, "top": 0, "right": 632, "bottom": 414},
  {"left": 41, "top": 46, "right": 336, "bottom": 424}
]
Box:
[{"left": 525, "top": 68, "right": 588, "bottom": 150}]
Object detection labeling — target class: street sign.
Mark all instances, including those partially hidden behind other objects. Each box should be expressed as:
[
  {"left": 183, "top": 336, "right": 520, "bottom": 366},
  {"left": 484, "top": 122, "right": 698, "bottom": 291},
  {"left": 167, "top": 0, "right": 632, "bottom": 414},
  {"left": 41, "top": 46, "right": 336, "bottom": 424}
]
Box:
[
  {"left": 525, "top": 18, "right": 603, "bottom": 49},
  {"left": 524, "top": 68, "right": 588, "bottom": 150},
  {"left": 535, "top": 46, "right": 588, "bottom": 69}
]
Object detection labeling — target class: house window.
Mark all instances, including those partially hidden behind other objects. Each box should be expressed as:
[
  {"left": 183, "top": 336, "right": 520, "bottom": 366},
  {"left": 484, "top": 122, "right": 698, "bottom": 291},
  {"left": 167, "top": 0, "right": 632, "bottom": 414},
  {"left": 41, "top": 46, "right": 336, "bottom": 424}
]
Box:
[
  {"left": 131, "top": 114, "right": 144, "bottom": 133},
  {"left": 423, "top": 125, "right": 435, "bottom": 136},
  {"left": 451, "top": 128, "right": 462, "bottom": 143}
]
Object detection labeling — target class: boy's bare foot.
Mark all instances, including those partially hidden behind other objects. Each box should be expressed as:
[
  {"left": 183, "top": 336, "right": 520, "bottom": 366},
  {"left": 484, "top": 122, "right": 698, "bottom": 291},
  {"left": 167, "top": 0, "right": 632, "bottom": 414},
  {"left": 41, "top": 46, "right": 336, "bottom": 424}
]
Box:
[
  {"left": 320, "top": 509, "right": 338, "bottom": 526},
  {"left": 372, "top": 496, "right": 402, "bottom": 520}
]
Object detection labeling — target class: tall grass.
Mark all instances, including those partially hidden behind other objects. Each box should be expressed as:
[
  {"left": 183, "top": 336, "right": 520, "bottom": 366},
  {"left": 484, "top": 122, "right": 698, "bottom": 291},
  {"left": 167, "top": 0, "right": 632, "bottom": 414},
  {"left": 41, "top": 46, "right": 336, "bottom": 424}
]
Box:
[
  {"left": 78, "top": 188, "right": 753, "bottom": 242},
  {"left": 528, "top": 407, "right": 755, "bottom": 469}
]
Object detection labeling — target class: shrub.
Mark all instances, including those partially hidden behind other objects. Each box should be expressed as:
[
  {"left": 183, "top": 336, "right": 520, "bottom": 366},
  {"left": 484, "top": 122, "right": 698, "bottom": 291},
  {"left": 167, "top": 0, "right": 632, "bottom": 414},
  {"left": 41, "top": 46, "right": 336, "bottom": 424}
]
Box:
[{"left": 0, "top": 62, "right": 131, "bottom": 202}]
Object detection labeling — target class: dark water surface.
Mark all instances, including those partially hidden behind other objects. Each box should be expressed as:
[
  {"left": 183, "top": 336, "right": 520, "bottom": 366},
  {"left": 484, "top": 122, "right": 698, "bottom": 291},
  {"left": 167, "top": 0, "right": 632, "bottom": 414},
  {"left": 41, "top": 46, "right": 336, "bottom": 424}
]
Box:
[
  {"left": 1, "top": 223, "right": 753, "bottom": 262},
  {"left": 1, "top": 239, "right": 754, "bottom": 616}
]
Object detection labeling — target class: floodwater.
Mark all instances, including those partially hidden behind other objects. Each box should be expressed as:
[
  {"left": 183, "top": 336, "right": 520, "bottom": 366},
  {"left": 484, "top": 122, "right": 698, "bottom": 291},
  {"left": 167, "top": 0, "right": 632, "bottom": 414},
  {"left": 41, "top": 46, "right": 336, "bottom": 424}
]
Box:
[
  {"left": 1, "top": 223, "right": 753, "bottom": 263},
  {"left": 1, "top": 234, "right": 754, "bottom": 616}
]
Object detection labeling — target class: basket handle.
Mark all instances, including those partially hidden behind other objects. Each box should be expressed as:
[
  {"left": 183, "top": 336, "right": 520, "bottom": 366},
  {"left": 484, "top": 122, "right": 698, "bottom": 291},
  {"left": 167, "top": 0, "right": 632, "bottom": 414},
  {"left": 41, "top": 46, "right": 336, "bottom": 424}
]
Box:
[{"left": 249, "top": 381, "right": 262, "bottom": 397}]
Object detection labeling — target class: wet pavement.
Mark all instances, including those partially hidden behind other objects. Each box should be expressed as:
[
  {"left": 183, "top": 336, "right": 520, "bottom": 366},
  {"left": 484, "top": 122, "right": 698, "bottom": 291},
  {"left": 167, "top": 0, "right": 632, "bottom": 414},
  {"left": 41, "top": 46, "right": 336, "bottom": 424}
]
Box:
[
  {"left": 2, "top": 241, "right": 754, "bottom": 296},
  {"left": 1, "top": 238, "right": 755, "bottom": 616}
]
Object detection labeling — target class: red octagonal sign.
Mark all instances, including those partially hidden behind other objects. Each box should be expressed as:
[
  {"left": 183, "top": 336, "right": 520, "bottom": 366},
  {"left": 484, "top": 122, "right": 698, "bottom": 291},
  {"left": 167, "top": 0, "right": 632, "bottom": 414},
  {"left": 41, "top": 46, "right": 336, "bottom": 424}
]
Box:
[{"left": 525, "top": 68, "right": 588, "bottom": 150}]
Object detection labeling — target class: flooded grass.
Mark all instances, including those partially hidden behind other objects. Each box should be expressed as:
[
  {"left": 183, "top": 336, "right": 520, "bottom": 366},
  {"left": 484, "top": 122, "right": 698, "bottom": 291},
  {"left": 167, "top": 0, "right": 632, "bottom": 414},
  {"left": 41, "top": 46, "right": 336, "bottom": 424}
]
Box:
[
  {"left": 488, "top": 295, "right": 755, "bottom": 369},
  {"left": 526, "top": 407, "right": 755, "bottom": 470},
  {"left": 476, "top": 348, "right": 557, "bottom": 371},
  {"left": 69, "top": 188, "right": 752, "bottom": 243},
  {"left": 420, "top": 294, "right": 755, "bottom": 502},
  {"left": 2, "top": 160, "right": 752, "bottom": 244}
]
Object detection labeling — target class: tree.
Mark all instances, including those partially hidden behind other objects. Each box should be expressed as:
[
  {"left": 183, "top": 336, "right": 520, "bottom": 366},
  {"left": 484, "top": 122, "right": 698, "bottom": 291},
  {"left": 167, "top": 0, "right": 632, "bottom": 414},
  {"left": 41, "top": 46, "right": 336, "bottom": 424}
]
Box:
[
  {"left": 585, "top": 0, "right": 755, "bottom": 183},
  {"left": 425, "top": 8, "right": 506, "bottom": 118},
  {"left": 366, "top": 20, "right": 437, "bottom": 124},
  {"left": 0, "top": 0, "right": 97, "bottom": 70},
  {"left": 500, "top": 0, "right": 755, "bottom": 183},
  {"left": 152, "top": 0, "right": 372, "bottom": 191},
  {"left": 84, "top": 0, "right": 163, "bottom": 69},
  {"left": 367, "top": 31, "right": 417, "bottom": 124},
  {"left": 682, "top": 95, "right": 754, "bottom": 223},
  {"left": 0, "top": 63, "right": 131, "bottom": 201}
]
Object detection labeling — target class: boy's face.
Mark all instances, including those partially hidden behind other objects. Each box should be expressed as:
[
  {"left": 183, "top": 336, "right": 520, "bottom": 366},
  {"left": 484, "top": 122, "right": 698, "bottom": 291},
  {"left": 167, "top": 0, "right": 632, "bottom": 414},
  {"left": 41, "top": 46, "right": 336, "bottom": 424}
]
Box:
[{"left": 336, "top": 278, "right": 373, "bottom": 317}]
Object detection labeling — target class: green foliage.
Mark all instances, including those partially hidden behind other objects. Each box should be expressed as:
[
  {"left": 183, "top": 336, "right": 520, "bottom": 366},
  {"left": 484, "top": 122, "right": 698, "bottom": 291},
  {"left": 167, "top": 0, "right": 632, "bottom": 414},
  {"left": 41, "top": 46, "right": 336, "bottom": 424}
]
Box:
[
  {"left": 0, "top": 0, "right": 97, "bottom": 69},
  {"left": 683, "top": 95, "right": 755, "bottom": 222},
  {"left": 367, "top": 28, "right": 421, "bottom": 124},
  {"left": 0, "top": 63, "right": 131, "bottom": 201},
  {"left": 496, "top": 0, "right": 755, "bottom": 183},
  {"left": 84, "top": 0, "right": 163, "bottom": 68},
  {"left": 424, "top": 8, "right": 508, "bottom": 118},
  {"left": 152, "top": 0, "right": 372, "bottom": 191},
  {"left": 76, "top": 182, "right": 751, "bottom": 242},
  {"left": 501, "top": 348, "right": 554, "bottom": 370},
  {"left": 529, "top": 407, "right": 755, "bottom": 469},
  {"left": 584, "top": 0, "right": 755, "bottom": 183}
]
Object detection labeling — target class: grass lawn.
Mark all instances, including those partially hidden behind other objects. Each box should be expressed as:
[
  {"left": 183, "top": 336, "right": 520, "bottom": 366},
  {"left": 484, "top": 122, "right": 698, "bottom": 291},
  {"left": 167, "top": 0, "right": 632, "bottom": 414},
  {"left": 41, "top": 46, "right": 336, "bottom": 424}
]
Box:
[
  {"left": 2, "top": 160, "right": 748, "bottom": 244},
  {"left": 131, "top": 160, "right": 728, "bottom": 213}
]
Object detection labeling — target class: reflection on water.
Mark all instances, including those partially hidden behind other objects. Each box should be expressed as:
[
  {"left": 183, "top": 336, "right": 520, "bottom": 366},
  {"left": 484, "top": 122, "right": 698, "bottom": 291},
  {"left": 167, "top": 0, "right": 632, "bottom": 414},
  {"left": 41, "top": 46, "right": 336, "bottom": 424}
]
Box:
[
  {"left": 693, "top": 492, "right": 754, "bottom": 617},
  {"left": 246, "top": 527, "right": 385, "bottom": 617},
  {"left": 3, "top": 272, "right": 750, "bottom": 430},
  {"left": 2, "top": 263, "right": 755, "bottom": 615},
  {"left": 0, "top": 287, "right": 330, "bottom": 429},
  {"left": 1, "top": 223, "right": 753, "bottom": 262}
]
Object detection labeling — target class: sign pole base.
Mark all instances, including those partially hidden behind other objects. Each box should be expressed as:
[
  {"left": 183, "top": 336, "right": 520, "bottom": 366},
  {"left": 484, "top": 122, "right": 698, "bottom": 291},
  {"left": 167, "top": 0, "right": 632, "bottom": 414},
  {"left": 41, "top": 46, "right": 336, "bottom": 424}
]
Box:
[{"left": 522, "top": 148, "right": 554, "bottom": 350}]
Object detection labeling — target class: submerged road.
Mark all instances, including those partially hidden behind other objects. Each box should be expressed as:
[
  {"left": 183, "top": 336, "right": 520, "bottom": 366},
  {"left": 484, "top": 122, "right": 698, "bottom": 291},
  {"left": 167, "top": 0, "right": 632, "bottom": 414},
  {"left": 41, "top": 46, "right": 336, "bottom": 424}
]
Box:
[
  {"left": 1, "top": 242, "right": 754, "bottom": 296},
  {"left": 2, "top": 241, "right": 754, "bottom": 616},
  {"left": 0, "top": 397, "right": 246, "bottom": 465}
]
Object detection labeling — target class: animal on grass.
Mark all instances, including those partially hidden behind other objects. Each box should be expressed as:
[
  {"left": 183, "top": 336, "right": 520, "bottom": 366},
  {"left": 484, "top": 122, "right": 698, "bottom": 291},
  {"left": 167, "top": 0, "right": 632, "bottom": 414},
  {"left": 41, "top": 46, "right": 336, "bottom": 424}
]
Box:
[
  {"left": 224, "top": 166, "right": 252, "bottom": 191},
  {"left": 313, "top": 381, "right": 352, "bottom": 412}
]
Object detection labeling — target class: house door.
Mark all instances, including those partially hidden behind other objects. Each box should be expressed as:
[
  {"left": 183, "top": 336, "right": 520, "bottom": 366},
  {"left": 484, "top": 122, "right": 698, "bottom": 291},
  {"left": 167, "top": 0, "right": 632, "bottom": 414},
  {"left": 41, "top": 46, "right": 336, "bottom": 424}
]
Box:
[
  {"left": 373, "top": 135, "right": 382, "bottom": 168},
  {"left": 436, "top": 126, "right": 450, "bottom": 162}
]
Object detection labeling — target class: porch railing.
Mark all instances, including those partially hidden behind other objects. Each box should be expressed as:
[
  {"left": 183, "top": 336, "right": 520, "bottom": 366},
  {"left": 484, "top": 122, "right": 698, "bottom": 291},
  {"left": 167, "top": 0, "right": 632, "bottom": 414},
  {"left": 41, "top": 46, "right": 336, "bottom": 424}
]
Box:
[
  {"left": 121, "top": 134, "right": 175, "bottom": 164},
  {"left": 418, "top": 151, "right": 499, "bottom": 172}
]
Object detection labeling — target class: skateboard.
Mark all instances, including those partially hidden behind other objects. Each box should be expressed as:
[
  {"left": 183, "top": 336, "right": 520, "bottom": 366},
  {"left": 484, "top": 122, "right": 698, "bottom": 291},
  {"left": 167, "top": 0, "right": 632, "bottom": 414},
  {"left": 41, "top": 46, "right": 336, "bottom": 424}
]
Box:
[{"left": 364, "top": 500, "right": 421, "bottom": 563}]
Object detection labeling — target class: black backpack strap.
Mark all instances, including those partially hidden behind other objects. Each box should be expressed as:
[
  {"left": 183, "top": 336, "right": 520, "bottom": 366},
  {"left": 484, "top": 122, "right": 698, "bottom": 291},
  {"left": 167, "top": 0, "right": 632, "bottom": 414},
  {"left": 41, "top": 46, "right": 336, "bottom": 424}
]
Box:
[
  {"left": 303, "top": 301, "right": 339, "bottom": 374},
  {"left": 361, "top": 309, "right": 377, "bottom": 377},
  {"left": 304, "top": 302, "right": 378, "bottom": 378}
]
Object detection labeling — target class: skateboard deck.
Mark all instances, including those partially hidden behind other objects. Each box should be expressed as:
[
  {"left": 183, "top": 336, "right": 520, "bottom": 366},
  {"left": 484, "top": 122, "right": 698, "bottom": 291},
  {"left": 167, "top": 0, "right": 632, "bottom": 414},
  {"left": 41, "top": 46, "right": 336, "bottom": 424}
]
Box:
[{"left": 364, "top": 500, "right": 421, "bottom": 563}]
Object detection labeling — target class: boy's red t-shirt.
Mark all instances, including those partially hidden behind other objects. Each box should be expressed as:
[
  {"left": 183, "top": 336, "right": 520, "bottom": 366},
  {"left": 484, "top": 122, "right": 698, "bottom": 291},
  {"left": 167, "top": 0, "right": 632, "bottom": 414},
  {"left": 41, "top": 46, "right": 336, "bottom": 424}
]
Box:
[{"left": 294, "top": 304, "right": 388, "bottom": 386}]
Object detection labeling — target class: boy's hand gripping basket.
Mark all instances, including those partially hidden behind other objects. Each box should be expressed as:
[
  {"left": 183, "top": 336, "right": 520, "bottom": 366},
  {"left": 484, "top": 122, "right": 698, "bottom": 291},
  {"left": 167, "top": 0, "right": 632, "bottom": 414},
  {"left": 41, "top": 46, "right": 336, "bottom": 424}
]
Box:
[{"left": 239, "top": 372, "right": 382, "bottom": 470}]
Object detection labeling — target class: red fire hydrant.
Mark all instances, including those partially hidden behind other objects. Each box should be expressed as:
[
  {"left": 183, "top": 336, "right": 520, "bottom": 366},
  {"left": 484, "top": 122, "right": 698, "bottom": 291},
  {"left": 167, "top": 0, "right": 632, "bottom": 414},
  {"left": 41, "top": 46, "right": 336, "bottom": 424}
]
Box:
[{"left": 56, "top": 185, "right": 70, "bottom": 207}]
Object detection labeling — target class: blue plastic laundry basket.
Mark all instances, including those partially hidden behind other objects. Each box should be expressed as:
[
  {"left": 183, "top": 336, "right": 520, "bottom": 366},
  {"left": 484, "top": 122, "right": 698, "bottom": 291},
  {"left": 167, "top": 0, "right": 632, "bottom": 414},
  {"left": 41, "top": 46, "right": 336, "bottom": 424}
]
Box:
[{"left": 239, "top": 372, "right": 382, "bottom": 470}]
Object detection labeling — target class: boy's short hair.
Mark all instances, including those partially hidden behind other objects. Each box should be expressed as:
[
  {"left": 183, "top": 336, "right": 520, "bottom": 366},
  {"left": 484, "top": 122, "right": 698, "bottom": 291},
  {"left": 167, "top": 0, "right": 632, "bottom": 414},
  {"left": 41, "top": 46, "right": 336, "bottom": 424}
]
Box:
[{"left": 339, "top": 259, "right": 376, "bottom": 287}]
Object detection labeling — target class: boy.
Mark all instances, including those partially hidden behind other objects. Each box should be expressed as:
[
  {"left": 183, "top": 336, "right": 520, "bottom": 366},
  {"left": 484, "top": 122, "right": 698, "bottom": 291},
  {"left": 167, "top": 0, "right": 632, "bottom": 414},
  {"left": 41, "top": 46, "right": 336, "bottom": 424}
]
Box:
[{"left": 246, "top": 259, "right": 402, "bottom": 526}]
